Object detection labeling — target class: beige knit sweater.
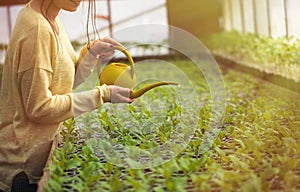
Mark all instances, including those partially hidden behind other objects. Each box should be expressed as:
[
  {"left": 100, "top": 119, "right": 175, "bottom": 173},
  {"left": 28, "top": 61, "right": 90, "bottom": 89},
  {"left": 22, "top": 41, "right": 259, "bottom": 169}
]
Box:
[{"left": 0, "top": 4, "right": 110, "bottom": 191}]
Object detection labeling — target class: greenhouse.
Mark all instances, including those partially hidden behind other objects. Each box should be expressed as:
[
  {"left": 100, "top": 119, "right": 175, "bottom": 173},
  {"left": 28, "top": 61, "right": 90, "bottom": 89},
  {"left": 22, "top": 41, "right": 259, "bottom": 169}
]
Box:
[{"left": 0, "top": 0, "right": 299, "bottom": 192}]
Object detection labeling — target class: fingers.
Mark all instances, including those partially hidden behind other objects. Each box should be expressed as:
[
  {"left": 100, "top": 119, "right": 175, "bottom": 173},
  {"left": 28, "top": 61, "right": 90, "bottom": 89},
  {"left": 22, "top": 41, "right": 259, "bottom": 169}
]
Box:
[
  {"left": 90, "top": 41, "right": 113, "bottom": 53},
  {"left": 100, "top": 36, "right": 123, "bottom": 47},
  {"left": 109, "top": 86, "right": 134, "bottom": 104},
  {"left": 89, "top": 37, "right": 124, "bottom": 60},
  {"left": 98, "top": 49, "right": 114, "bottom": 60},
  {"left": 97, "top": 40, "right": 114, "bottom": 50}
]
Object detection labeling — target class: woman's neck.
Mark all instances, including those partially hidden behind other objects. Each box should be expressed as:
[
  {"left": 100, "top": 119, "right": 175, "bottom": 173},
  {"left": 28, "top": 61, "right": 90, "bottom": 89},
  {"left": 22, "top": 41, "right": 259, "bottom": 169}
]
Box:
[
  {"left": 30, "top": 0, "right": 60, "bottom": 34},
  {"left": 30, "top": 0, "right": 60, "bottom": 22}
]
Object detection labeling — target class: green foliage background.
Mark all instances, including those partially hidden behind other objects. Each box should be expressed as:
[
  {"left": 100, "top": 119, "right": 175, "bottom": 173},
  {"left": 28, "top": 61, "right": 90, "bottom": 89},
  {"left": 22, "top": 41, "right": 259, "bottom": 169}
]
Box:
[
  {"left": 43, "top": 59, "right": 300, "bottom": 192},
  {"left": 204, "top": 31, "right": 300, "bottom": 82}
]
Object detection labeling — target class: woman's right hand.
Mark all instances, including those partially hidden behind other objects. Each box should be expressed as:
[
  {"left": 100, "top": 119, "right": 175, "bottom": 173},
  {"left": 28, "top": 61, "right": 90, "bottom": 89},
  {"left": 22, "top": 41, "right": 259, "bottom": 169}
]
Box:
[
  {"left": 89, "top": 37, "right": 123, "bottom": 60},
  {"left": 108, "top": 85, "right": 134, "bottom": 104}
]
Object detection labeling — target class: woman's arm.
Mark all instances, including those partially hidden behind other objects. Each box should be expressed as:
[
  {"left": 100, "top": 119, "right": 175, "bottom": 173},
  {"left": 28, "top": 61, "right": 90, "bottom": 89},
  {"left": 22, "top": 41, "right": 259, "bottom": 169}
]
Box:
[
  {"left": 19, "top": 67, "right": 132, "bottom": 124},
  {"left": 73, "top": 37, "right": 123, "bottom": 88},
  {"left": 19, "top": 67, "right": 75, "bottom": 123}
]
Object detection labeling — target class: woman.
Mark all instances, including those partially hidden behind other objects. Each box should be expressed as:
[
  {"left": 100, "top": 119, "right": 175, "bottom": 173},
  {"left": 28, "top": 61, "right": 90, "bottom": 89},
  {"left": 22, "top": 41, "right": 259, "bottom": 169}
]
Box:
[{"left": 0, "top": 0, "right": 133, "bottom": 191}]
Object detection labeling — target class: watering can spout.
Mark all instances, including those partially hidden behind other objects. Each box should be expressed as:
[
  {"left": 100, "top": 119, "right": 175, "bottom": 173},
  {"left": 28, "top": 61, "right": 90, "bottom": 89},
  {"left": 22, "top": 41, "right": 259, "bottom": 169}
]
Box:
[
  {"left": 130, "top": 81, "right": 179, "bottom": 99},
  {"left": 99, "top": 46, "right": 179, "bottom": 99}
]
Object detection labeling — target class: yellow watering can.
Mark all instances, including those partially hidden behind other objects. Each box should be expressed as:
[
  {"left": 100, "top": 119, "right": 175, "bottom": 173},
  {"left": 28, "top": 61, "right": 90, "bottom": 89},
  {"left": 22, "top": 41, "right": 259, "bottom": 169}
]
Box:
[{"left": 99, "top": 46, "right": 179, "bottom": 99}]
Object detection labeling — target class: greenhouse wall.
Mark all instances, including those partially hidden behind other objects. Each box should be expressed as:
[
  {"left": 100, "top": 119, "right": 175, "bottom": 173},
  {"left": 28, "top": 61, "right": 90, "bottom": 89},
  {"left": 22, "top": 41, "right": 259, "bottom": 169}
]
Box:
[{"left": 223, "top": 0, "right": 300, "bottom": 38}]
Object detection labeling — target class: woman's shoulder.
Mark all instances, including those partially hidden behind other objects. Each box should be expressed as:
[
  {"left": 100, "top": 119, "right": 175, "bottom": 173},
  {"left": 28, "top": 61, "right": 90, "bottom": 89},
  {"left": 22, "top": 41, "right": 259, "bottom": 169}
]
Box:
[{"left": 14, "top": 5, "right": 53, "bottom": 35}]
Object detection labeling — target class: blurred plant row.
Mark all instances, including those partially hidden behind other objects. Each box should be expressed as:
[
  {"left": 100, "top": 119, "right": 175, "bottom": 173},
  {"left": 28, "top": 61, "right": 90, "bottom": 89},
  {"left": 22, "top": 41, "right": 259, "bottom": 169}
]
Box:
[
  {"left": 42, "top": 60, "right": 300, "bottom": 192},
  {"left": 204, "top": 31, "right": 300, "bottom": 82},
  {"left": 2, "top": 30, "right": 300, "bottom": 82}
]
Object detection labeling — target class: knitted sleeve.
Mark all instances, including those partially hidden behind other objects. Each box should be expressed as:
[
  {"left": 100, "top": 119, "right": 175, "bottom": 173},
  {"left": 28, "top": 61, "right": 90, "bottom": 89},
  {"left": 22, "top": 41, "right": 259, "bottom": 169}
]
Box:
[
  {"left": 73, "top": 43, "right": 100, "bottom": 88},
  {"left": 16, "top": 20, "right": 110, "bottom": 123},
  {"left": 19, "top": 67, "right": 111, "bottom": 123}
]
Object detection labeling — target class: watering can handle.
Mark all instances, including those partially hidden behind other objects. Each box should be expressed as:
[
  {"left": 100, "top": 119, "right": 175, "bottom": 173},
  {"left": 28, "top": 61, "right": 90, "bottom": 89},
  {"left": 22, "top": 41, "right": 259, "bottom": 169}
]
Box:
[{"left": 114, "top": 45, "right": 135, "bottom": 78}]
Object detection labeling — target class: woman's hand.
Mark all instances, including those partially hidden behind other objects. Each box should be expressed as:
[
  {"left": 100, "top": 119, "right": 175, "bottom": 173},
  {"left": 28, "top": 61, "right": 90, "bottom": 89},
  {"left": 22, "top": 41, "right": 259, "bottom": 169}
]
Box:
[
  {"left": 108, "top": 85, "right": 134, "bottom": 104},
  {"left": 89, "top": 37, "right": 123, "bottom": 60}
]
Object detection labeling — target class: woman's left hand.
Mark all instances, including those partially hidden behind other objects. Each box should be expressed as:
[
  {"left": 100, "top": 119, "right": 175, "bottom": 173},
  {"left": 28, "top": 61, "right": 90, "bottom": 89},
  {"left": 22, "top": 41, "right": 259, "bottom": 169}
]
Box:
[{"left": 108, "top": 85, "right": 135, "bottom": 104}]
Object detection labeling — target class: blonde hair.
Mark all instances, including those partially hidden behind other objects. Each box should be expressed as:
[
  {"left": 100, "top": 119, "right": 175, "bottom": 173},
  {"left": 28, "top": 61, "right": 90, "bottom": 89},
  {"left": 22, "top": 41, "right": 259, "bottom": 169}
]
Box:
[{"left": 39, "top": 0, "right": 100, "bottom": 51}]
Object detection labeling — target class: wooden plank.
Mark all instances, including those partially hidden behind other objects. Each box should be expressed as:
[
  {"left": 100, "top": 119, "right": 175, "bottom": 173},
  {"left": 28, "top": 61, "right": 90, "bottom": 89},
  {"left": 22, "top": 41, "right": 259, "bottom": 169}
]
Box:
[{"left": 0, "top": 0, "right": 30, "bottom": 6}]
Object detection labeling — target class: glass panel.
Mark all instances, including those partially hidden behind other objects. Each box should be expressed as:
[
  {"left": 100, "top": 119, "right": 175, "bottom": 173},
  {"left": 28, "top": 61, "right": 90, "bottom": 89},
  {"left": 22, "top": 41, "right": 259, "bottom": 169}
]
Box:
[
  {"left": 231, "top": 0, "right": 243, "bottom": 32},
  {"left": 222, "top": 0, "right": 232, "bottom": 31},
  {"left": 59, "top": 0, "right": 168, "bottom": 48},
  {"left": 243, "top": 0, "right": 255, "bottom": 33},
  {"left": 286, "top": 0, "right": 300, "bottom": 38},
  {"left": 254, "top": 0, "right": 269, "bottom": 36},
  {"left": 269, "top": 0, "right": 286, "bottom": 37}
]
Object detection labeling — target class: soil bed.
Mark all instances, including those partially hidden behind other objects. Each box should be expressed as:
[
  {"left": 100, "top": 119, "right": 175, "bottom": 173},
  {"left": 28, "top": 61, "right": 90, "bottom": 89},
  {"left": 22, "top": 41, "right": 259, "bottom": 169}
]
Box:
[{"left": 40, "top": 58, "right": 300, "bottom": 192}]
